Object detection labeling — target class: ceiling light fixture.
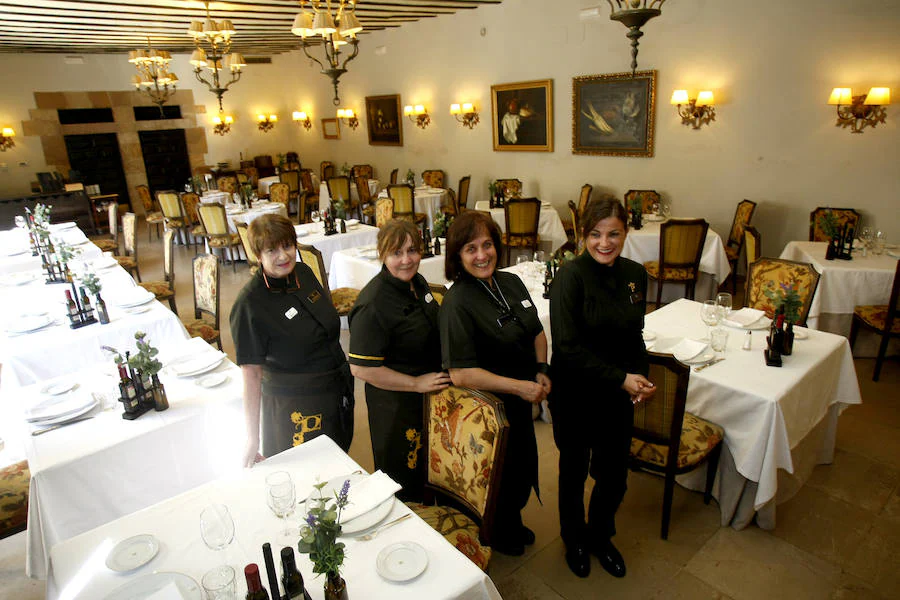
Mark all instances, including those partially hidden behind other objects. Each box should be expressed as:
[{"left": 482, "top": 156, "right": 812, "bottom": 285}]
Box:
[
  {"left": 128, "top": 38, "right": 178, "bottom": 113},
  {"left": 188, "top": 0, "right": 247, "bottom": 112},
  {"left": 606, "top": 0, "right": 666, "bottom": 75}
]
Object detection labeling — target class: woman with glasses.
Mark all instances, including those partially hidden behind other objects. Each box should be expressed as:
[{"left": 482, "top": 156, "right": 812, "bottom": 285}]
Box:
[
  {"left": 439, "top": 211, "right": 550, "bottom": 556},
  {"left": 230, "top": 214, "right": 353, "bottom": 468},
  {"left": 348, "top": 219, "right": 450, "bottom": 501}
]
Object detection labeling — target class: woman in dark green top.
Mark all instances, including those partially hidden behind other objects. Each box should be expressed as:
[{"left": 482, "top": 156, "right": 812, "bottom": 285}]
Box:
[
  {"left": 230, "top": 214, "right": 353, "bottom": 468},
  {"left": 348, "top": 219, "right": 450, "bottom": 501},
  {"left": 549, "top": 198, "right": 655, "bottom": 579},
  {"left": 439, "top": 211, "right": 550, "bottom": 556}
]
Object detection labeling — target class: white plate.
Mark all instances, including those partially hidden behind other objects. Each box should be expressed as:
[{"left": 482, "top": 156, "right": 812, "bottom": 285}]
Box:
[
  {"left": 51, "top": 222, "right": 78, "bottom": 231},
  {"left": 26, "top": 390, "right": 91, "bottom": 421},
  {"left": 104, "top": 572, "right": 201, "bottom": 600},
  {"left": 169, "top": 354, "right": 226, "bottom": 377},
  {"left": 305, "top": 473, "right": 395, "bottom": 534},
  {"left": 723, "top": 316, "right": 772, "bottom": 330},
  {"left": 41, "top": 380, "right": 78, "bottom": 396},
  {"left": 645, "top": 214, "right": 666, "bottom": 222},
  {"left": 27, "top": 398, "right": 97, "bottom": 425},
  {"left": 376, "top": 541, "right": 428, "bottom": 582},
  {"left": 92, "top": 256, "right": 118, "bottom": 270},
  {"left": 113, "top": 292, "right": 156, "bottom": 308},
  {"left": 7, "top": 314, "right": 53, "bottom": 334},
  {"left": 793, "top": 327, "right": 809, "bottom": 340},
  {"left": 682, "top": 352, "right": 716, "bottom": 365},
  {"left": 197, "top": 372, "right": 228, "bottom": 388},
  {"left": 296, "top": 229, "right": 310, "bottom": 238},
  {"left": 671, "top": 339, "right": 708, "bottom": 362},
  {"left": 344, "top": 218, "right": 360, "bottom": 227},
  {"left": 105, "top": 534, "right": 159, "bottom": 573},
  {"left": 2, "top": 272, "right": 39, "bottom": 286},
  {"left": 126, "top": 305, "right": 153, "bottom": 315}
]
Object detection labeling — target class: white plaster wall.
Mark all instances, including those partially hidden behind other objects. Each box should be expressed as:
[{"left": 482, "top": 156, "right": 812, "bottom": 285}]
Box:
[{"left": 0, "top": 0, "right": 897, "bottom": 255}]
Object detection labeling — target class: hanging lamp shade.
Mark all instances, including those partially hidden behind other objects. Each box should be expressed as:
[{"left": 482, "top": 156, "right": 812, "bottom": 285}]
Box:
[
  {"left": 339, "top": 10, "right": 362, "bottom": 36},
  {"left": 131, "top": 74, "right": 142, "bottom": 86},
  {"left": 228, "top": 53, "right": 246, "bottom": 71},
  {"left": 188, "top": 21, "right": 204, "bottom": 37},
  {"left": 218, "top": 20, "right": 235, "bottom": 37},
  {"left": 190, "top": 48, "right": 208, "bottom": 67},
  {"left": 292, "top": 12, "right": 315, "bottom": 37},
  {"left": 312, "top": 8, "right": 337, "bottom": 36}
]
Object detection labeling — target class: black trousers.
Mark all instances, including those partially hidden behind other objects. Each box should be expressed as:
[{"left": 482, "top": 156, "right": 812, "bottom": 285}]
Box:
[
  {"left": 492, "top": 392, "right": 539, "bottom": 544},
  {"left": 551, "top": 386, "right": 633, "bottom": 547}
]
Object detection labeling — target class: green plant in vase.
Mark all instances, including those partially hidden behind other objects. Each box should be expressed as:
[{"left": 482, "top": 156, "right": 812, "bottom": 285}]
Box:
[
  {"left": 299, "top": 479, "right": 351, "bottom": 600},
  {"left": 433, "top": 212, "right": 454, "bottom": 239},
  {"left": 763, "top": 281, "right": 803, "bottom": 324},
  {"left": 405, "top": 169, "right": 415, "bottom": 186},
  {"left": 817, "top": 209, "right": 841, "bottom": 240},
  {"left": 340, "top": 162, "right": 352, "bottom": 177},
  {"left": 331, "top": 197, "right": 347, "bottom": 220}
]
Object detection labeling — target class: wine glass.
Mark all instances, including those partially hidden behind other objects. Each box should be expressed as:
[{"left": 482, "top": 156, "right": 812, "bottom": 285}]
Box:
[
  {"left": 14, "top": 215, "right": 26, "bottom": 230},
  {"left": 532, "top": 250, "right": 547, "bottom": 281},
  {"left": 715, "top": 292, "right": 733, "bottom": 322},
  {"left": 516, "top": 254, "right": 531, "bottom": 268},
  {"left": 200, "top": 504, "right": 235, "bottom": 553},
  {"left": 700, "top": 300, "right": 721, "bottom": 341},
  {"left": 310, "top": 210, "right": 321, "bottom": 224},
  {"left": 266, "top": 471, "right": 297, "bottom": 543}
]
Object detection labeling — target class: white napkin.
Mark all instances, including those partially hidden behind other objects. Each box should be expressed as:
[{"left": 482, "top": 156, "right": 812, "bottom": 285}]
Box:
[
  {"left": 723, "top": 307, "right": 766, "bottom": 328},
  {"left": 145, "top": 581, "right": 185, "bottom": 600},
  {"left": 341, "top": 470, "right": 402, "bottom": 523},
  {"left": 671, "top": 338, "right": 707, "bottom": 362}
]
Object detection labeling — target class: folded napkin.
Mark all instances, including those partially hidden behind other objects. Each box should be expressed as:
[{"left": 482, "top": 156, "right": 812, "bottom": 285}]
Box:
[
  {"left": 723, "top": 307, "right": 766, "bottom": 328},
  {"left": 671, "top": 338, "right": 707, "bottom": 362},
  {"left": 341, "top": 470, "right": 402, "bottom": 523},
  {"left": 145, "top": 581, "right": 185, "bottom": 600}
]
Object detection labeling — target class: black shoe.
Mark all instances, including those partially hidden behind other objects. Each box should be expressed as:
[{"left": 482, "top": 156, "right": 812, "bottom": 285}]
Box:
[
  {"left": 593, "top": 539, "right": 626, "bottom": 578},
  {"left": 492, "top": 536, "right": 525, "bottom": 556},
  {"left": 520, "top": 526, "right": 536, "bottom": 546},
  {"left": 564, "top": 544, "right": 591, "bottom": 578}
]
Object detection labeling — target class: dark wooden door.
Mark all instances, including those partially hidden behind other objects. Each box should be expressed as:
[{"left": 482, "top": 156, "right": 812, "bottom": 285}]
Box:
[
  {"left": 63, "top": 133, "right": 129, "bottom": 207},
  {"left": 138, "top": 129, "right": 191, "bottom": 197}
]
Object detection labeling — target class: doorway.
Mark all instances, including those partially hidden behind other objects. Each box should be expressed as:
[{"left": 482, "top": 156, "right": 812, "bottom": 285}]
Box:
[
  {"left": 63, "top": 133, "right": 129, "bottom": 206},
  {"left": 138, "top": 129, "right": 191, "bottom": 197}
]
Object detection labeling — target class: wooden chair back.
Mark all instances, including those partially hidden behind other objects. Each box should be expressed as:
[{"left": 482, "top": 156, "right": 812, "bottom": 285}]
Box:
[
  {"left": 197, "top": 202, "right": 230, "bottom": 236},
  {"left": 269, "top": 182, "right": 290, "bottom": 210},
  {"left": 280, "top": 169, "right": 301, "bottom": 196},
  {"left": 121, "top": 212, "right": 137, "bottom": 259},
  {"left": 744, "top": 225, "right": 762, "bottom": 268},
  {"left": 727, "top": 199, "right": 758, "bottom": 249},
  {"left": 351, "top": 164, "right": 374, "bottom": 180},
  {"left": 236, "top": 222, "right": 258, "bottom": 268},
  {"left": 136, "top": 184, "right": 154, "bottom": 213},
  {"left": 162, "top": 228, "right": 176, "bottom": 284},
  {"left": 658, "top": 219, "right": 709, "bottom": 279},
  {"left": 568, "top": 200, "right": 582, "bottom": 254},
  {"left": 625, "top": 189, "right": 661, "bottom": 214},
  {"left": 181, "top": 192, "right": 201, "bottom": 227},
  {"left": 390, "top": 168, "right": 398, "bottom": 185},
  {"left": 422, "top": 170, "right": 445, "bottom": 189},
  {"left": 457, "top": 175, "right": 471, "bottom": 213},
  {"left": 809, "top": 207, "right": 861, "bottom": 242},
  {"left": 217, "top": 175, "right": 237, "bottom": 193},
  {"left": 375, "top": 198, "right": 394, "bottom": 227},
  {"left": 327, "top": 176, "right": 351, "bottom": 204},
  {"left": 297, "top": 243, "right": 333, "bottom": 303},
  {"left": 504, "top": 197, "right": 541, "bottom": 239},
  {"left": 577, "top": 183, "right": 593, "bottom": 216},
  {"left": 192, "top": 253, "right": 220, "bottom": 327},
  {"left": 387, "top": 184, "right": 417, "bottom": 222},
  {"left": 157, "top": 191, "right": 184, "bottom": 220},
  {"left": 745, "top": 257, "right": 821, "bottom": 326},
  {"left": 106, "top": 201, "right": 119, "bottom": 247},
  {"left": 321, "top": 161, "right": 335, "bottom": 182}
]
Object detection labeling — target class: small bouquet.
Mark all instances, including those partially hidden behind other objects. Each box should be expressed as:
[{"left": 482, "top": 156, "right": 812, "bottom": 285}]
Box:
[
  {"left": 405, "top": 169, "right": 415, "bottom": 186},
  {"left": 433, "top": 212, "right": 454, "bottom": 238},
  {"left": 299, "top": 479, "right": 350, "bottom": 596},
  {"left": 763, "top": 281, "right": 803, "bottom": 324},
  {"left": 817, "top": 209, "right": 841, "bottom": 240}
]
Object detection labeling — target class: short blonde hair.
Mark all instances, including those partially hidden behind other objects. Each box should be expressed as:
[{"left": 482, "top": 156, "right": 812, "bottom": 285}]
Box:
[
  {"left": 247, "top": 213, "right": 297, "bottom": 256},
  {"left": 377, "top": 219, "right": 423, "bottom": 260}
]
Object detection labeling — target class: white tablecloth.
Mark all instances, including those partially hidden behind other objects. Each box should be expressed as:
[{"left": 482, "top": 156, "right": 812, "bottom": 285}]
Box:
[
  {"left": 320, "top": 179, "right": 380, "bottom": 213},
  {"left": 620, "top": 218, "right": 731, "bottom": 303},
  {"left": 644, "top": 299, "right": 861, "bottom": 526},
  {"left": 379, "top": 187, "right": 447, "bottom": 231},
  {"left": 259, "top": 173, "right": 322, "bottom": 198},
  {"left": 11, "top": 337, "right": 244, "bottom": 578},
  {"left": 226, "top": 202, "right": 287, "bottom": 233},
  {"left": 328, "top": 248, "right": 449, "bottom": 291},
  {"left": 779, "top": 241, "right": 897, "bottom": 334},
  {"left": 47, "top": 436, "right": 502, "bottom": 600},
  {"left": 0, "top": 227, "right": 103, "bottom": 276},
  {"left": 294, "top": 223, "right": 380, "bottom": 273},
  {"left": 473, "top": 201, "right": 569, "bottom": 253}
]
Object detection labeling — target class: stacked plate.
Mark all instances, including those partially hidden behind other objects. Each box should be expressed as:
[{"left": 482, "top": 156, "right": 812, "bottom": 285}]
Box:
[
  {"left": 110, "top": 288, "right": 155, "bottom": 309},
  {"left": 92, "top": 256, "right": 119, "bottom": 270},
  {"left": 0, "top": 272, "right": 39, "bottom": 286},
  {"left": 167, "top": 352, "right": 226, "bottom": 377},
  {"left": 6, "top": 313, "right": 54, "bottom": 334},
  {"left": 670, "top": 339, "right": 714, "bottom": 365},
  {"left": 25, "top": 384, "right": 97, "bottom": 426}
]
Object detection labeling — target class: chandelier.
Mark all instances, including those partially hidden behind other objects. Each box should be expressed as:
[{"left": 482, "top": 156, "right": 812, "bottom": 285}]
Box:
[
  {"left": 128, "top": 38, "right": 178, "bottom": 112},
  {"left": 606, "top": 0, "right": 666, "bottom": 75},
  {"left": 188, "top": 0, "right": 246, "bottom": 112},
  {"left": 292, "top": 0, "right": 363, "bottom": 106}
]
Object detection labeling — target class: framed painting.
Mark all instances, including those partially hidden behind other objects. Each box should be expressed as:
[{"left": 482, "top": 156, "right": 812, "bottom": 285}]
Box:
[
  {"left": 322, "top": 118, "right": 340, "bottom": 140},
  {"left": 572, "top": 70, "right": 656, "bottom": 157},
  {"left": 491, "top": 79, "right": 553, "bottom": 152},
  {"left": 365, "top": 94, "right": 403, "bottom": 146}
]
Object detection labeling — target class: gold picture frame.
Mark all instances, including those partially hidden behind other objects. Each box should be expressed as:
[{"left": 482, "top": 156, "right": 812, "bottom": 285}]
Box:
[
  {"left": 490, "top": 79, "right": 553, "bottom": 152},
  {"left": 322, "top": 118, "right": 340, "bottom": 140},
  {"left": 365, "top": 94, "right": 403, "bottom": 146},
  {"left": 572, "top": 70, "right": 656, "bottom": 157}
]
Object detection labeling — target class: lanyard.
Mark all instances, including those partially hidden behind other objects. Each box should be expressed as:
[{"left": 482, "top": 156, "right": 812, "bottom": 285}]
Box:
[{"left": 478, "top": 276, "right": 511, "bottom": 313}]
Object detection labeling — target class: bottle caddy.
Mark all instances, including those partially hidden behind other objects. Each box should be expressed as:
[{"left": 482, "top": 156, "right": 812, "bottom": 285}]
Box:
[{"left": 64, "top": 282, "right": 98, "bottom": 329}]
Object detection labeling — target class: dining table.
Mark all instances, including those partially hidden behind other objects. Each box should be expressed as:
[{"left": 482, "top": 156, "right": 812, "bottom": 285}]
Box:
[
  {"left": 259, "top": 172, "right": 322, "bottom": 199},
  {"left": 328, "top": 246, "right": 449, "bottom": 291},
  {"left": 294, "top": 222, "right": 380, "bottom": 275},
  {"left": 6, "top": 336, "right": 245, "bottom": 579},
  {"left": 0, "top": 224, "right": 103, "bottom": 276},
  {"left": 379, "top": 186, "right": 448, "bottom": 231},
  {"left": 47, "top": 435, "right": 502, "bottom": 600},
  {"left": 779, "top": 240, "right": 898, "bottom": 356},
  {"left": 224, "top": 201, "right": 287, "bottom": 233},
  {"left": 473, "top": 200, "right": 569, "bottom": 253},
  {"left": 320, "top": 178, "right": 381, "bottom": 213}
]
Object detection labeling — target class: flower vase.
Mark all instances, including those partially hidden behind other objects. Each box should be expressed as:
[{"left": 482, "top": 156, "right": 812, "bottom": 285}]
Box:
[
  {"left": 630, "top": 209, "right": 643, "bottom": 230},
  {"left": 324, "top": 573, "right": 347, "bottom": 600}
]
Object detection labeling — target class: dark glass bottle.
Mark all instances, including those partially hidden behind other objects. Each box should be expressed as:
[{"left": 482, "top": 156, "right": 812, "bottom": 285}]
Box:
[
  {"left": 281, "top": 547, "right": 310, "bottom": 599},
  {"left": 118, "top": 364, "right": 137, "bottom": 410},
  {"left": 782, "top": 322, "right": 795, "bottom": 356},
  {"left": 771, "top": 307, "right": 785, "bottom": 356},
  {"left": 434, "top": 236, "right": 441, "bottom": 255},
  {"left": 79, "top": 287, "right": 92, "bottom": 313},
  {"left": 244, "top": 564, "right": 270, "bottom": 600},
  {"left": 96, "top": 293, "right": 110, "bottom": 324},
  {"left": 64, "top": 290, "right": 79, "bottom": 319}
]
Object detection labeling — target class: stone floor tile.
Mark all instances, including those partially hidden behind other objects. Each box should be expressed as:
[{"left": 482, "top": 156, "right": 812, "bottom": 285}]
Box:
[{"left": 805, "top": 448, "right": 900, "bottom": 514}]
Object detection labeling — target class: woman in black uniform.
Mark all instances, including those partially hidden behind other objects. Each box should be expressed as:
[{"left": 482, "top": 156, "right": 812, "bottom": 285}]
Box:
[
  {"left": 230, "top": 214, "right": 354, "bottom": 468},
  {"left": 348, "top": 219, "right": 451, "bottom": 501},
  {"left": 549, "top": 198, "right": 655, "bottom": 578},
  {"left": 439, "top": 211, "right": 550, "bottom": 556}
]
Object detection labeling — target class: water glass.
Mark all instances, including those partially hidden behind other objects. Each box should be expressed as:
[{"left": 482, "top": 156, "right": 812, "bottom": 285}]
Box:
[
  {"left": 14, "top": 215, "right": 25, "bottom": 230},
  {"left": 310, "top": 210, "right": 321, "bottom": 223},
  {"left": 516, "top": 254, "right": 531, "bottom": 268},
  {"left": 202, "top": 565, "right": 236, "bottom": 600},
  {"left": 710, "top": 328, "right": 729, "bottom": 353},
  {"left": 199, "top": 504, "right": 235, "bottom": 552},
  {"left": 715, "top": 292, "right": 733, "bottom": 321},
  {"left": 873, "top": 231, "right": 886, "bottom": 255},
  {"left": 265, "top": 471, "right": 297, "bottom": 542}
]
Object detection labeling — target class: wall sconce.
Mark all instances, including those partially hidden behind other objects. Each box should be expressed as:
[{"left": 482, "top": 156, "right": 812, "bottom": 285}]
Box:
[
  {"left": 0, "top": 127, "right": 15, "bottom": 151},
  {"left": 211, "top": 115, "right": 233, "bottom": 136},
  {"left": 292, "top": 110, "right": 312, "bottom": 131},
  {"left": 670, "top": 90, "right": 716, "bottom": 129},
  {"left": 336, "top": 108, "right": 359, "bottom": 130},
  {"left": 450, "top": 103, "right": 479, "bottom": 129},
  {"left": 828, "top": 87, "right": 890, "bottom": 133},
  {"left": 257, "top": 114, "right": 277, "bottom": 132},
  {"left": 404, "top": 104, "right": 431, "bottom": 129}
]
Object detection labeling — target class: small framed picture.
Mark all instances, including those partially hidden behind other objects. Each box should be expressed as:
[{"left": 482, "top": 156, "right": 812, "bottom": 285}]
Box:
[
  {"left": 490, "top": 79, "right": 553, "bottom": 152},
  {"left": 321, "top": 118, "right": 340, "bottom": 140},
  {"left": 572, "top": 70, "right": 657, "bottom": 157},
  {"left": 365, "top": 94, "right": 403, "bottom": 146}
]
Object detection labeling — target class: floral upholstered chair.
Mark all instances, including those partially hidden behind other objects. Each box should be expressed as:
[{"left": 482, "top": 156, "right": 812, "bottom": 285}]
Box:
[
  {"left": 157, "top": 191, "right": 191, "bottom": 246},
  {"left": 0, "top": 460, "right": 30, "bottom": 541},
  {"left": 745, "top": 257, "right": 820, "bottom": 326},
  {"left": 197, "top": 203, "right": 242, "bottom": 273},
  {"left": 269, "top": 182, "right": 290, "bottom": 211},
  {"left": 630, "top": 352, "right": 724, "bottom": 540},
  {"left": 422, "top": 169, "right": 445, "bottom": 189},
  {"left": 405, "top": 386, "right": 509, "bottom": 571},
  {"left": 809, "top": 207, "right": 861, "bottom": 242},
  {"left": 217, "top": 175, "right": 237, "bottom": 194},
  {"left": 351, "top": 164, "right": 374, "bottom": 180},
  {"left": 180, "top": 192, "right": 204, "bottom": 252},
  {"left": 375, "top": 198, "right": 394, "bottom": 228},
  {"left": 297, "top": 243, "right": 359, "bottom": 317},
  {"left": 182, "top": 253, "right": 221, "bottom": 349},
  {"left": 849, "top": 259, "right": 900, "bottom": 381},
  {"left": 137, "top": 228, "right": 177, "bottom": 313},
  {"left": 624, "top": 189, "right": 661, "bottom": 214},
  {"left": 723, "top": 199, "right": 758, "bottom": 293},
  {"left": 643, "top": 218, "right": 709, "bottom": 307},
  {"left": 115, "top": 212, "right": 141, "bottom": 282}
]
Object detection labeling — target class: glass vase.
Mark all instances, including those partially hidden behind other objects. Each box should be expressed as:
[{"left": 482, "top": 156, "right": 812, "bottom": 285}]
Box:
[{"left": 324, "top": 573, "right": 347, "bottom": 600}]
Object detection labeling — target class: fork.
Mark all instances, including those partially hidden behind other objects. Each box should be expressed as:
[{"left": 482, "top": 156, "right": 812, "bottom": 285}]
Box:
[
  {"left": 354, "top": 513, "right": 411, "bottom": 541},
  {"left": 694, "top": 358, "right": 725, "bottom": 372}
]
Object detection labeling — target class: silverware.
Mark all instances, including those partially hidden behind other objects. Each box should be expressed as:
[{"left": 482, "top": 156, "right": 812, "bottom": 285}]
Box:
[
  {"left": 354, "top": 513, "right": 412, "bottom": 541},
  {"left": 694, "top": 358, "right": 726, "bottom": 372},
  {"left": 31, "top": 414, "right": 96, "bottom": 436}
]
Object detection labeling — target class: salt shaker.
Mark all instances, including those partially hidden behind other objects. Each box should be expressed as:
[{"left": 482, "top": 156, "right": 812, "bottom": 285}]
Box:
[{"left": 742, "top": 330, "right": 752, "bottom": 351}]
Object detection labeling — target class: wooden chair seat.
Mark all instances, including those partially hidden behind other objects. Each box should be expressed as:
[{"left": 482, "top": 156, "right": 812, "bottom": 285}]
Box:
[
  {"left": 849, "top": 259, "right": 900, "bottom": 381},
  {"left": 138, "top": 281, "right": 175, "bottom": 300},
  {"left": 853, "top": 305, "right": 900, "bottom": 333},
  {"left": 405, "top": 502, "right": 492, "bottom": 572},
  {"left": 643, "top": 261, "right": 697, "bottom": 281},
  {"left": 724, "top": 245, "right": 740, "bottom": 261},
  {"left": 92, "top": 238, "right": 117, "bottom": 253},
  {"left": 630, "top": 412, "right": 724, "bottom": 470},
  {"left": 184, "top": 319, "right": 220, "bottom": 345},
  {"left": 0, "top": 460, "right": 30, "bottom": 540},
  {"left": 331, "top": 287, "right": 360, "bottom": 316},
  {"left": 207, "top": 233, "right": 241, "bottom": 248},
  {"left": 115, "top": 255, "right": 137, "bottom": 269},
  {"left": 146, "top": 211, "right": 165, "bottom": 224},
  {"left": 501, "top": 232, "right": 541, "bottom": 248}
]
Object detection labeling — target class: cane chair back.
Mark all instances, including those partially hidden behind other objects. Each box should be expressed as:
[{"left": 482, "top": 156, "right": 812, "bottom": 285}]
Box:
[
  {"left": 390, "top": 168, "right": 399, "bottom": 185},
  {"left": 269, "top": 182, "right": 290, "bottom": 210},
  {"left": 422, "top": 170, "right": 445, "bottom": 189},
  {"left": 321, "top": 161, "right": 334, "bottom": 182},
  {"left": 185, "top": 253, "right": 221, "bottom": 349},
  {"left": 850, "top": 259, "right": 900, "bottom": 381},
  {"left": 236, "top": 222, "right": 258, "bottom": 271},
  {"left": 744, "top": 225, "right": 762, "bottom": 269},
  {"left": 297, "top": 243, "right": 360, "bottom": 315},
  {"left": 458, "top": 176, "right": 471, "bottom": 213},
  {"left": 405, "top": 386, "right": 510, "bottom": 571},
  {"left": 137, "top": 184, "right": 165, "bottom": 242},
  {"left": 629, "top": 352, "right": 724, "bottom": 539},
  {"left": 197, "top": 203, "right": 242, "bottom": 272},
  {"left": 217, "top": 176, "right": 237, "bottom": 193},
  {"left": 355, "top": 177, "right": 375, "bottom": 223},
  {"left": 745, "top": 258, "right": 820, "bottom": 327},
  {"left": 643, "top": 219, "right": 709, "bottom": 307},
  {"left": 137, "top": 228, "right": 177, "bottom": 312},
  {"left": 375, "top": 197, "right": 394, "bottom": 227},
  {"left": 351, "top": 164, "right": 374, "bottom": 180},
  {"left": 387, "top": 184, "right": 425, "bottom": 225},
  {"left": 809, "top": 207, "right": 861, "bottom": 242},
  {"left": 502, "top": 197, "right": 541, "bottom": 264},
  {"left": 624, "top": 189, "right": 661, "bottom": 214},
  {"left": 577, "top": 184, "right": 593, "bottom": 216}
]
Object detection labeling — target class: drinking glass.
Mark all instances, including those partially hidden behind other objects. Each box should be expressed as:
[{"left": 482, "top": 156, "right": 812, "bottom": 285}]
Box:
[
  {"left": 700, "top": 300, "right": 721, "bottom": 340},
  {"left": 200, "top": 504, "right": 235, "bottom": 552},
  {"left": 266, "top": 471, "right": 297, "bottom": 542},
  {"left": 516, "top": 254, "right": 531, "bottom": 268},
  {"left": 14, "top": 215, "right": 25, "bottom": 230},
  {"left": 715, "top": 292, "right": 733, "bottom": 322},
  {"left": 710, "top": 327, "right": 729, "bottom": 354},
  {"left": 873, "top": 231, "right": 886, "bottom": 255},
  {"left": 532, "top": 250, "right": 547, "bottom": 280},
  {"left": 202, "top": 565, "right": 236, "bottom": 600},
  {"left": 310, "top": 210, "right": 321, "bottom": 223}
]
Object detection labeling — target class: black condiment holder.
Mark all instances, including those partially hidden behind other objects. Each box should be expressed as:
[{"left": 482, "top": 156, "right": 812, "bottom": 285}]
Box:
[
  {"left": 119, "top": 373, "right": 157, "bottom": 420},
  {"left": 65, "top": 282, "right": 97, "bottom": 328},
  {"left": 44, "top": 259, "right": 69, "bottom": 284}
]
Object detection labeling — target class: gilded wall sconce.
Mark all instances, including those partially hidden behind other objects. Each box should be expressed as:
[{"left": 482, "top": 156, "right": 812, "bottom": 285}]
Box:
[
  {"left": 670, "top": 90, "right": 716, "bottom": 129},
  {"left": 828, "top": 87, "right": 890, "bottom": 133},
  {"left": 257, "top": 114, "right": 277, "bottom": 132},
  {"left": 292, "top": 111, "right": 313, "bottom": 131},
  {"left": 450, "top": 103, "right": 479, "bottom": 129},
  {"left": 404, "top": 104, "right": 431, "bottom": 129},
  {"left": 336, "top": 108, "right": 359, "bottom": 130},
  {"left": 0, "top": 127, "right": 15, "bottom": 151}
]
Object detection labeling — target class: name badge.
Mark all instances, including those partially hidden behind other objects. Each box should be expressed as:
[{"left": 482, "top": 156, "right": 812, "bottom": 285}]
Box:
[
  {"left": 285, "top": 307, "right": 298, "bottom": 319},
  {"left": 307, "top": 290, "right": 321, "bottom": 304},
  {"left": 425, "top": 293, "right": 434, "bottom": 304},
  {"left": 521, "top": 299, "right": 532, "bottom": 309}
]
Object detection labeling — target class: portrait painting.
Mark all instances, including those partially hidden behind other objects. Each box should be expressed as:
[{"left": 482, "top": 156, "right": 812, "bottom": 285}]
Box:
[
  {"left": 490, "top": 79, "right": 553, "bottom": 152},
  {"left": 321, "top": 118, "right": 340, "bottom": 140},
  {"left": 365, "top": 94, "right": 403, "bottom": 146},
  {"left": 572, "top": 70, "right": 657, "bottom": 157}
]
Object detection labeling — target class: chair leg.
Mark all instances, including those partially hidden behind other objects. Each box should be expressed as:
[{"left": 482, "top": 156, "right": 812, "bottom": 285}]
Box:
[
  {"left": 655, "top": 279, "right": 663, "bottom": 308},
  {"left": 661, "top": 470, "right": 676, "bottom": 540},
  {"left": 848, "top": 315, "right": 861, "bottom": 351},
  {"left": 168, "top": 296, "right": 178, "bottom": 314},
  {"left": 704, "top": 444, "right": 723, "bottom": 505},
  {"left": 873, "top": 332, "right": 892, "bottom": 382},
  {"left": 133, "top": 266, "right": 141, "bottom": 283},
  {"left": 230, "top": 247, "right": 236, "bottom": 273},
  {"left": 729, "top": 258, "right": 737, "bottom": 295}
]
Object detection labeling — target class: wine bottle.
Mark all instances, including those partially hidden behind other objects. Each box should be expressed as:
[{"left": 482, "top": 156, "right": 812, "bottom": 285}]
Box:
[
  {"left": 117, "top": 364, "right": 137, "bottom": 409},
  {"left": 64, "top": 290, "right": 79, "bottom": 320},
  {"left": 244, "top": 563, "right": 270, "bottom": 600},
  {"left": 280, "top": 547, "right": 309, "bottom": 599},
  {"left": 782, "top": 321, "right": 795, "bottom": 356},
  {"left": 771, "top": 306, "right": 785, "bottom": 356},
  {"left": 262, "top": 544, "right": 281, "bottom": 600},
  {"left": 434, "top": 236, "right": 441, "bottom": 255},
  {"left": 79, "top": 287, "right": 93, "bottom": 313},
  {"left": 96, "top": 293, "right": 110, "bottom": 324}
]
